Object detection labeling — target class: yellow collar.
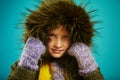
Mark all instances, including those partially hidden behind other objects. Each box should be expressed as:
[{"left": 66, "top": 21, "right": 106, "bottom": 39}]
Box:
[{"left": 39, "top": 64, "right": 51, "bottom": 80}]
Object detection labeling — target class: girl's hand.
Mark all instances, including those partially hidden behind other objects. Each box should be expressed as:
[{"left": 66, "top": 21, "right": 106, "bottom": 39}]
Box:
[
  {"left": 18, "top": 37, "right": 46, "bottom": 71},
  {"left": 68, "top": 43, "right": 98, "bottom": 74}
]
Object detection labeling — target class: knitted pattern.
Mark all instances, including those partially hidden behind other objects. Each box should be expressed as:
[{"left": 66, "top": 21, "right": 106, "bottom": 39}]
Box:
[
  {"left": 18, "top": 37, "right": 46, "bottom": 71},
  {"left": 50, "top": 62, "right": 65, "bottom": 80},
  {"left": 68, "top": 43, "right": 98, "bottom": 74}
]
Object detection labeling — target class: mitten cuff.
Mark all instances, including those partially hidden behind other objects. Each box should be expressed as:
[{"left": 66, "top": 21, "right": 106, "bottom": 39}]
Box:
[
  {"left": 78, "top": 60, "right": 98, "bottom": 74},
  {"left": 18, "top": 54, "right": 39, "bottom": 71}
]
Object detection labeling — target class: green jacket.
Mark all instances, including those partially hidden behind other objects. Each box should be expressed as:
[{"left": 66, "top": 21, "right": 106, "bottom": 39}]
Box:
[{"left": 8, "top": 58, "right": 104, "bottom": 80}]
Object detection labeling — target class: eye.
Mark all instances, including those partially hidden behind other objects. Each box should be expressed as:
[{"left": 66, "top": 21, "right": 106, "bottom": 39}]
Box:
[
  {"left": 63, "top": 35, "right": 70, "bottom": 39},
  {"left": 48, "top": 34, "right": 55, "bottom": 38}
]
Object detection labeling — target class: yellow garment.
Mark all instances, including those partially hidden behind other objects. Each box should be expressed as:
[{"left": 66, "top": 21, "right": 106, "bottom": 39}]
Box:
[{"left": 38, "top": 64, "right": 51, "bottom": 80}]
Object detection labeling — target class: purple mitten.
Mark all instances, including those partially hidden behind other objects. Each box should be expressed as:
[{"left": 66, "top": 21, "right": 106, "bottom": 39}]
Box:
[
  {"left": 68, "top": 43, "right": 98, "bottom": 74},
  {"left": 18, "top": 37, "right": 46, "bottom": 71}
]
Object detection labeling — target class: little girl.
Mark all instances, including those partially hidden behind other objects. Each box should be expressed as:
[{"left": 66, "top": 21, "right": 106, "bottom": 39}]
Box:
[{"left": 8, "top": 0, "right": 104, "bottom": 80}]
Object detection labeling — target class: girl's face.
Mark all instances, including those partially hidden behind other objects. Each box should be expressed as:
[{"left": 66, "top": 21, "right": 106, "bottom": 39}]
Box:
[{"left": 47, "top": 25, "right": 71, "bottom": 58}]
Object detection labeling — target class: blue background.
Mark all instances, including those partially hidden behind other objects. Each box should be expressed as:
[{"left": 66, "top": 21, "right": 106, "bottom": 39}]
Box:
[{"left": 0, "top": 0, "right": 120, "bottom": 80}]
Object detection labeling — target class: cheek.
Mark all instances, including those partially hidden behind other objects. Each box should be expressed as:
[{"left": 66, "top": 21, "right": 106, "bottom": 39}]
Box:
[
  {"left": 64, "top": 40, "right": 71, "bottom": 49},
  {"left": 47, "top": 40, "right": 53, "bottom": 49}
]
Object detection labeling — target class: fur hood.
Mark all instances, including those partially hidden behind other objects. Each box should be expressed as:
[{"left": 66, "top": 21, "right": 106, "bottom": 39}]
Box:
[{"left": 23, "top": 0, "right": 97, "bottom": 46}]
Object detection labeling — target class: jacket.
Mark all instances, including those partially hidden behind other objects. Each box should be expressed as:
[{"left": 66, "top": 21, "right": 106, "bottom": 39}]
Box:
[{"left": 8, "top": 55, "right": 104, "bottom": 80}]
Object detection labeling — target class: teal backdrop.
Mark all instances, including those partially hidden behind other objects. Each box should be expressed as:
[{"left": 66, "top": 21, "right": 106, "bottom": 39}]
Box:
[{"left": 0, "top": 0, "right": 120, "bottom": 80}]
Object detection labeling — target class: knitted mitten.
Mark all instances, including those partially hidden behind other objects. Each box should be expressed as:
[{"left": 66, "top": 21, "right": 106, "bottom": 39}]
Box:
[
  {"left": 18, "top": 37, "right": 46, "bottom": 71},
  {"left": 68, "top": 43, "right": 98, "bottom": 74}
]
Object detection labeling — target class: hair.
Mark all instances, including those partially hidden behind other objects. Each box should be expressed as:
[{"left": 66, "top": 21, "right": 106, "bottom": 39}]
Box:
[{"left": 23, "top": 0, "right": 98, "bottom": 46}]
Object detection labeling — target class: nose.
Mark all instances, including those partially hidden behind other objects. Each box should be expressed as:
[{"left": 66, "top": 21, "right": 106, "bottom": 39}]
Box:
[{"left": 54, "top": 38, "right": 62, "bottom": 48}]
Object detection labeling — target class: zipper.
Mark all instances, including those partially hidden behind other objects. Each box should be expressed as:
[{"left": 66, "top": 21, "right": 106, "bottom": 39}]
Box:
[{"left": 69, "top": 72, "right": 73, "bottom": 80}]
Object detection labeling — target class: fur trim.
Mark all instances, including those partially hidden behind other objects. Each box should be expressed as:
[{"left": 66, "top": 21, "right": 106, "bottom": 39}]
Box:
[{"left": 23, "top": 0, "right": 97, "bottom": 46}]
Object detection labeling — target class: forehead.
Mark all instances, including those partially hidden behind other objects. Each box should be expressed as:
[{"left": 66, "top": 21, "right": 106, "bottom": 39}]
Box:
[{"left": 49, "top": 25, "right": 69, "bottom": 35}]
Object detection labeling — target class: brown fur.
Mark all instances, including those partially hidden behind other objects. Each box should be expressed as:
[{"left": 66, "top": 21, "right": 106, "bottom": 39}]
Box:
[{"left": 23, "top": 0, "right": 97, "bottom": 46}]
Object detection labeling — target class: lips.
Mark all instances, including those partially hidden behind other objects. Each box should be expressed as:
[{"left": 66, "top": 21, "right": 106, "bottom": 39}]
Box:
[{"left": 51, "top": 49, "right": 63, "bottom": 53}]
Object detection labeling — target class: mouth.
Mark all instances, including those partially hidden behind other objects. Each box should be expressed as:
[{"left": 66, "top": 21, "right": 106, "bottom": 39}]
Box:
[{"left": 51, "top": 49, "right": 63, "bottom": 54}]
